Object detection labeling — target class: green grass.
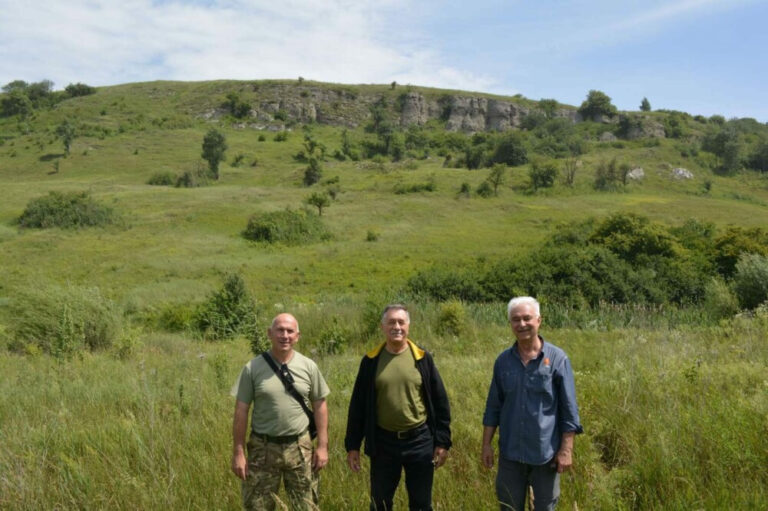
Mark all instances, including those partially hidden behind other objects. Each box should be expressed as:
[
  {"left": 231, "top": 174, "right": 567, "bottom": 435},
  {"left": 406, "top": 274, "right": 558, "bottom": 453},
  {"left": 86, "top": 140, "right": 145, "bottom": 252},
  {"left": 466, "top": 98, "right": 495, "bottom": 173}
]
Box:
[
  {"left": 1, "top": 312, "right": 766, "bottom": 509},
  {"left": 1, "top": 79, "right": 768, "bottom": 508}
]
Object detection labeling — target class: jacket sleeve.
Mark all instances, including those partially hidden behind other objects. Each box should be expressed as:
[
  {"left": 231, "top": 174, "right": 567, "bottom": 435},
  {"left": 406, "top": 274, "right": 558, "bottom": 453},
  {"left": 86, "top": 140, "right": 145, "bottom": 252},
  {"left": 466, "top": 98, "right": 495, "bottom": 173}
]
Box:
[
  {"left": 344, "top": 357, "right": 368, "bottom": 452},
  {"left": 555, "top": 356, "right": 583, "bottom": 435},
  {"left": 427, "top": 353, "right": 452, "bottom": 450}
]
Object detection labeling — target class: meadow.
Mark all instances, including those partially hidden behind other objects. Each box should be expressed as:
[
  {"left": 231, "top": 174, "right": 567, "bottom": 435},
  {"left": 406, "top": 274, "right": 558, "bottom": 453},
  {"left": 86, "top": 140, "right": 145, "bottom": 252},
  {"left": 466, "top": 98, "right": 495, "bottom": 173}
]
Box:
[{"left": 1, "top": 80, "right": 767, "bottom": 509}]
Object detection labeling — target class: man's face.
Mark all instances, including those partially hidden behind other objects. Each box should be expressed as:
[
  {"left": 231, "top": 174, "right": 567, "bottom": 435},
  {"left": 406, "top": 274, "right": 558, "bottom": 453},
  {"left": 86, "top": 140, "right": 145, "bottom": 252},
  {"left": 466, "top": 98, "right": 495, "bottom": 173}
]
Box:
[
  {"left": 268, "top": 314, "right": 300, "bottom": 354},
  {"left": 509, "top": 303, "right": 541, "bottom": 343},
  {"left": 381, "top": 309, "right": 410, "bottom": 345}
]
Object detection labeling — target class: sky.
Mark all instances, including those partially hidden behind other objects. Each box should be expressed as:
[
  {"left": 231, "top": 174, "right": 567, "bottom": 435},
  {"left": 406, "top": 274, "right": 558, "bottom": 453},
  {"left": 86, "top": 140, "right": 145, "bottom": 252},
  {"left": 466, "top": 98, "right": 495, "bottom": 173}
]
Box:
[{"left": 1, "top": 0, "right": 766, "bottom": 121}]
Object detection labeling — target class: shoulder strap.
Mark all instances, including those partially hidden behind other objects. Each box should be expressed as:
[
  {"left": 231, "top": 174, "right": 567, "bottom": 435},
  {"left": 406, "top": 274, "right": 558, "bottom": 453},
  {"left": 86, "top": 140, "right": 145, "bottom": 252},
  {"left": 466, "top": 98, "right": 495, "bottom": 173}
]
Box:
[{"left": 261, "top": 352, "right": 316, "bottom": 423}]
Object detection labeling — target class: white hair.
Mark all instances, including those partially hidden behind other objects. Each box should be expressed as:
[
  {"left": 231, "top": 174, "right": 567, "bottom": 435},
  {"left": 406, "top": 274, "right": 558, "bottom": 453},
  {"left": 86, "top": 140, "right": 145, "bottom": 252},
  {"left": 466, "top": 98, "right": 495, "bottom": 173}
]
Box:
[
  {"left": 506, "top": 296, "right": 540, "bottom": 321},
  {"left": 381, "top": 304, "right": 410, "bottom": 324}
]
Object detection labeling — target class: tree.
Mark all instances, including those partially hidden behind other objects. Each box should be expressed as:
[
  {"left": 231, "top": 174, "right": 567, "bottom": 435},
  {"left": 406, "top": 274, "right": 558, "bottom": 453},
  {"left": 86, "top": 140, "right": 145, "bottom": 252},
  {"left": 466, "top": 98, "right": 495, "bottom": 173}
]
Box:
[
  {"left": 56, "top": 120, "right": 76, "bottom": 156},
  {"left": 486, "top": 163, "right": 507, "bottom": 196},
  {"left": 305, "top": 192, "right": 330, "bottom": 216},
  {"left": 65, "top": 83, "right": 96, "bottom": 98},
  {"left": 201, "top": 129, "right": 227, "bottom": 179},
  {"left": 702, "top": 127, "right": 742, "bottom": 174},
  {"left": 303, "top": 158, "right": 322, "bottom": 186},
  {"left": 563, "top": 158, "right": 579, "bottom": 187},
  {"left": 1, "top": 90, "right": 32, "bottom": 118},
  {"left": 748, "top": 140, "right": 768, "bottom": 172},
  {"left": 578, "top": 90, "right": 617, "bottom": 120},
  {"left": 224, "top": 92, "right": 251, "bottom": 118},
  {"left": 538, "top": 99, "right": 558, "bottom": 119},
  {"left": 640, "top": 97, "right": 651, "bottom": 112},
  {"left": 529, "top": 160, "right": 558, "bottom": 191},
  {"left": 491, "top": 131, "right": 528, "bottom": 166}
]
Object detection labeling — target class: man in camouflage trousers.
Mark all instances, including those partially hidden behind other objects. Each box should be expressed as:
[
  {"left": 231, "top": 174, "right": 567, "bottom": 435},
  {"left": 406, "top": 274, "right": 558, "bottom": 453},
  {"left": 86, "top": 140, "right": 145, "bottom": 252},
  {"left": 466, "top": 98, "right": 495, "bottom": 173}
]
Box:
[{"left": 231, "top": 313, "right": 330, "bottom": 510}]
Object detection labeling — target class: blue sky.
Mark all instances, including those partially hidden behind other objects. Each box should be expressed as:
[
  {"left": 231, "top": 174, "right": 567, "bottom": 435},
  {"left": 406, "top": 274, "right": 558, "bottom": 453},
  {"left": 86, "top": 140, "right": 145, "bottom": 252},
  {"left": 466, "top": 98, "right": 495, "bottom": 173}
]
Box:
[{"left": 1, "top": 0, "right": 766, "bottom": 121}]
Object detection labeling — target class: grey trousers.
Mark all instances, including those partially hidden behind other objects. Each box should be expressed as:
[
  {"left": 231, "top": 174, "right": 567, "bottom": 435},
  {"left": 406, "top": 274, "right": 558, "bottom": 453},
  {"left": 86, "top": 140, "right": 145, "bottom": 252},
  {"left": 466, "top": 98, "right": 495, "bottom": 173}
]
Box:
[{"left": 496, "top": 457, "right": 560, "bottom": 511}]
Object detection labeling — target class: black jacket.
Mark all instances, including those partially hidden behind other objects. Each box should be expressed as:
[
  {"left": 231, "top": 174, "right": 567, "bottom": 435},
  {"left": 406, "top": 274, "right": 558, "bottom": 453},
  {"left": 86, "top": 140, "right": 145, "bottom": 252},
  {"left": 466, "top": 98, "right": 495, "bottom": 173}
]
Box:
[{"left": 344, "top": 339, "right": 452, "bottom": 456}]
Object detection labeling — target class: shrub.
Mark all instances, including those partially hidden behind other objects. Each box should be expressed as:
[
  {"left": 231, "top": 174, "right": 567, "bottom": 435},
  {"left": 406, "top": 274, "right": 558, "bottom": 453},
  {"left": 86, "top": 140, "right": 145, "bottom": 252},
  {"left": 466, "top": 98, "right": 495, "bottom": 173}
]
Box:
[
  {"left": 732, "top": 253, "right": 768, "bottom": 309},
  {"left": 175, "top": 167, "right": 210, "bottom": 188},
  {"left": 9, "top": 285, "right": 123, "bottom": 357},
  {"left": 194, "top": 274, "right": 266, "bottom": 343},
  {"left": 146, "top": 171, "right": 176, "bottom": 186},
  {"left": 713, "top": 227, "right": 768, "bottom": 277},
  {"left": 491, "top": 131, "right": 528, "bottom": 166},
  {"left": 242, "top": 209, "right": 330, "bottom": 245},
  {"left": 18, "top": 191, "right": 115, "bottom": 229},
  {"left": 702, "top": 277, "right": 740, "bottom": 319},
  {"left": 366, "top": 230, "right": 379, "bottom": 242},
  {"left": 578, "top": 90, "right": 617, "bottom": 120},
  {"left": 64, "top": 82, "right": 96, "bottom": 98},
  {"left": 593, "top": 158, "right": 622, "bottom": 191},
  {"left": 407, "top": 265, "right": 487, "bottom": 302},
  {"left": 274, "top": 131, "right": 288, "bottom": 142},
  {"left": 475, "top": 180, "right": 493, "bottom": 198},
  {"left": 316, "top": 317, "right": 351, "bottom": 355},
  {"left": 394, "top": 176, "right": 436, "bottom": 194},
  {"left": 436, "top": 301, "right": 466, "bottom": 337},
  {"left": 528, "top": 160, "right": 558, "bottom": 191}
]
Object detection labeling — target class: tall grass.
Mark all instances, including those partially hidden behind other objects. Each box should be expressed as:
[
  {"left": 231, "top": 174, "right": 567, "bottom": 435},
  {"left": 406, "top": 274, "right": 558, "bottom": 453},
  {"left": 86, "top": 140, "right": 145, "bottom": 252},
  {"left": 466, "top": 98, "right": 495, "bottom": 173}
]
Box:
[{"left": 1, "top": 310, "right": 766, "bottom": 509}]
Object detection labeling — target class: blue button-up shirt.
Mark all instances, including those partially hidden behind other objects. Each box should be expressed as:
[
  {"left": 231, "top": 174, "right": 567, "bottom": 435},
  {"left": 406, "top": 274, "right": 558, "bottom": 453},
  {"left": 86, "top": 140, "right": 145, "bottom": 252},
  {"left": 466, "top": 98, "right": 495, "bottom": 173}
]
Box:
[{"left": 483, "top": 338, "right": 583, "bottom": 465}]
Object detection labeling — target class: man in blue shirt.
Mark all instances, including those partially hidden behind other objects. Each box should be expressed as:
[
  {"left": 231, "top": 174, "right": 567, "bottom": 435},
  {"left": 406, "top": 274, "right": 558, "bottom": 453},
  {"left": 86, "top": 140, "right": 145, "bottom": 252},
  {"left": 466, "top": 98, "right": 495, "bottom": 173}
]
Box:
[{"left": 482, "top": 296, "right": 582, "bottom": 511}]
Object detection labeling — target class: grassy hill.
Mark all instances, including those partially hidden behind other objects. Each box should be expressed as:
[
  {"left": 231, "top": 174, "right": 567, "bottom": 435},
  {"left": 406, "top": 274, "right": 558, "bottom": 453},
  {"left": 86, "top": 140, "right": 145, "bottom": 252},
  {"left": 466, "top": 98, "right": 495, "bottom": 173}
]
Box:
[{"left": 0, "top": 80, "right": 767, "bottom": 509}]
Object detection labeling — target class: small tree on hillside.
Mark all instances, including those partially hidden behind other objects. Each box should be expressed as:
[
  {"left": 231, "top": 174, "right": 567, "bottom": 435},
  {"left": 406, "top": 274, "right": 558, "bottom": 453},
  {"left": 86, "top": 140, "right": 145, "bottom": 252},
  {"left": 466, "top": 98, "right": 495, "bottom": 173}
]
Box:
[
  {"left": 202, "top": 129, "right": 227, "bottom": 179},
  {"left": 56, "top": 120, "right": 76, "bottom": 156},
  {"left": 529, "top": 160, "right": 558, "bottom": 191},
  {"left": 538, "top": 99, "right": 558, "bottom": 119},
  {"left": 487, "top": 163, "right": 507, "bottom": 196},
  {"left": 640, "top": 97, "right": 651, "bottom": 112},
  {"left": 305, "top": 191, "right": 331, "bottom": 216},
  {"left": 563, "top": 158, "right": 579, "bottom": 187},
  {"left": 578, "top": 90, "right": 617, "bottom": 120}
]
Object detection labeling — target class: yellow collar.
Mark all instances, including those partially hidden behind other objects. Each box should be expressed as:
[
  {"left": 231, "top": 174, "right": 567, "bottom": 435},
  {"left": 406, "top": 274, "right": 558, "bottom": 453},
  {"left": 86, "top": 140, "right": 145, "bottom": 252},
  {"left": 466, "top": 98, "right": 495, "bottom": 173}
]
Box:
[{"left": 366, "top": 339, "right": 425, "bottom": 360}]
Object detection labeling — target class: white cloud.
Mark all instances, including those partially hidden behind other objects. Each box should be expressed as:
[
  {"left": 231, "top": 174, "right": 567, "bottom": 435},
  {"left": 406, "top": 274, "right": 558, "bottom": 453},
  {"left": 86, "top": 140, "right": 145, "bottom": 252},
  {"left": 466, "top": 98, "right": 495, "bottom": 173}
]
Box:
[{"left": 0, "top": 0, "right": 491, "bottom": 92}]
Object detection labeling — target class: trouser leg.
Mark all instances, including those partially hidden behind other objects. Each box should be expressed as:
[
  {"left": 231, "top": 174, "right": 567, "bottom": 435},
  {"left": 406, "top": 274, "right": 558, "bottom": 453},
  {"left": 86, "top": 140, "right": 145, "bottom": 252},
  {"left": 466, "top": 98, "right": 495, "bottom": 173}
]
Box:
[
  {"left": 402, "top": 427, "right": 435, "bottom": 511},
  {"left": 370, "top": 451, "right": 402, "bottom": 511},
  {"left": 496, "top": 457, "right": 528, "bottom": 511},
  {"left": 528, "top": 462, "right": 560, "bottom": 511},
  {"left": 242, "top": 434, "right": 281, "bottom": 511},
  {"left": 282, "top": 432, "right": 318, "bottom": 511}
]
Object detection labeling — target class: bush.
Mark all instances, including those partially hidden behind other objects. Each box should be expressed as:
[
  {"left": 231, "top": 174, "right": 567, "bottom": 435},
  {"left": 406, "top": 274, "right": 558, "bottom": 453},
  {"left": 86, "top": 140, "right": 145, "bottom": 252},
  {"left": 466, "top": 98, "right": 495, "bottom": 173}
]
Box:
[
  {"left": 64, "top": 83, "right": 96, "bottom": 98},
  {"left": 242, "top": 209, "right": 330, "bottom": 245},
  {"left": 146, "top": 171, "right": 176, "bottom": 186},
  {"left": 436, "top": 301, "right": 466, "bottom": 337},
  {"left": 9, "top": 285, "right": 123, "bottom": 357},
  {"left": 528, "top": 160, "right": 558, "bottom": 191},
  {"left": 18, "top": 191, "right": 115, "bottom": 229},
  {"left": 194, "top": 274, "right": 266, "bottom": 343},
  {"left": 475, "top": 181, "right": 493, "bottom": 198},
  {"left": 316, "top": 317, "right": 351, "bottom": 355},
  {"left": 702, "top": 277, "right": 740, "bottom": 319},
  {"left": 175, "top": 166, "right": 210, "bottom": 188},
  {"left": 394, "top": 177, "right": 436, "bottom": 194},
  {"left": 578, "top": 90, "right": 617, "bottom": 120},
  {"left": 732, "top": 253, "right": 768, "bottom": 309}
]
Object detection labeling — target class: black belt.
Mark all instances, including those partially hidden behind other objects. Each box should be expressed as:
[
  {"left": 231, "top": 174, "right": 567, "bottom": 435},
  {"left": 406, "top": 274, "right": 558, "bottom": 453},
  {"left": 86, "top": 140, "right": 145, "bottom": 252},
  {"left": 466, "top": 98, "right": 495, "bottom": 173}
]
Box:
[
  {"left": 252, "top": 429, "right": 308, "bottom": 444},
  {"left": 376, "top": 423, "right": 428, "bottom": 440}
]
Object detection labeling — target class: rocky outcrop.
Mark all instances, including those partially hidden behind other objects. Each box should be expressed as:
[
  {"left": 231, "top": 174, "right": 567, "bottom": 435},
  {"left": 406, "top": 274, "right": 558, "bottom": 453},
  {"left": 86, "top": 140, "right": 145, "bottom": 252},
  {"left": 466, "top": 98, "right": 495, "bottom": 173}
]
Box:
[
  {"left": 627, "top": 167, "right": 645, "bottom": 180},
  {"left": 671, "top": 167, "right": 694, "bottom": 179},
  {"left": 196, "top": 83, "right": 581, "bottom": 133},
  {"left": 619, "top": 114, "right": 666, "bottom": 139}
]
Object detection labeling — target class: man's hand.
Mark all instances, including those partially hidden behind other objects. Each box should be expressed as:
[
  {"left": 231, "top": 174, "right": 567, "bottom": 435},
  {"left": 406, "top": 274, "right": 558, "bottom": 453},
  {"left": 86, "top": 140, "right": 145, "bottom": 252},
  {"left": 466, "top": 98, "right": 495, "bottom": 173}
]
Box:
[
  {"left": 481, "top": 444, "right": 495, "bottom": 469},
  {"left": 231, "top": 450, "right": 247, "bottom": 481},
  {"left": 347, "top": 450, "right": 361, "bottom": 472},
  {"left": 313, "top": 445, "right": 328, "bottom": 472},
  {"left": 554, "top": 447, "right": 572, "bottom": 473},
  {"left": 433, "top": 447, "right": 448, "bottom": 469}
]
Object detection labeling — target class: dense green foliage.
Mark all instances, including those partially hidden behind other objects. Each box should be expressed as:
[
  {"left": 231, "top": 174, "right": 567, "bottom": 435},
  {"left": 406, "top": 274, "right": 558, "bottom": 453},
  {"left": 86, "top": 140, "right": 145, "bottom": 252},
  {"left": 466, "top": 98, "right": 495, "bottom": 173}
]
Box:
[
  {"left": 578, "top": 89, "right": 617, "bottom": 120},
  {"left": 201, "top": 128, "right": 227, "bottom": 179},
  {"left": 409, "top": 213, "right": 767, "bottom": 310},
  {"left": 194, "top": 274, "right": 267, "bottom": 350},
  {"left": 242, "top": 209, "right": 330, "bottom": 245},
  {"left": 17, "top": 191, "right": 115, "bottom": 229}
]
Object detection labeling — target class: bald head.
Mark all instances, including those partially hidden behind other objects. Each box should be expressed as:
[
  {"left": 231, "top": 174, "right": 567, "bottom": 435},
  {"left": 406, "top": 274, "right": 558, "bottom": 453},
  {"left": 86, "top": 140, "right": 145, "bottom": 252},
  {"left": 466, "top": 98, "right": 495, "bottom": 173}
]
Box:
[{"left": 270, "top": 313, "right": 300, "bottom": 332}]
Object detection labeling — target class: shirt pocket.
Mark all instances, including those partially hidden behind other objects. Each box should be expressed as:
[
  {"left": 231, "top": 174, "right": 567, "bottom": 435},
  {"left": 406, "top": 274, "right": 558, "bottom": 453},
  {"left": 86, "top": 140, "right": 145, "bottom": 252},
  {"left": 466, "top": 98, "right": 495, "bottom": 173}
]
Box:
[{"left": 526, "top": 372, "right": 553, "bottom": 397}]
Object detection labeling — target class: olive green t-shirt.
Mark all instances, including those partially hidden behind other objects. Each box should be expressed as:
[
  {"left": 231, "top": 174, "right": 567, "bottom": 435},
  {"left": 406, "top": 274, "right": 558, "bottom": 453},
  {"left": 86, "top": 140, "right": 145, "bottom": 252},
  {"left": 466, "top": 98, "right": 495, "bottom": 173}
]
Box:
[
  {"left": 375, "top": 348, "right": 427, "bottom": 431},
  {"left": 232, "top": 351, "right": 330, "bottom": 436}
]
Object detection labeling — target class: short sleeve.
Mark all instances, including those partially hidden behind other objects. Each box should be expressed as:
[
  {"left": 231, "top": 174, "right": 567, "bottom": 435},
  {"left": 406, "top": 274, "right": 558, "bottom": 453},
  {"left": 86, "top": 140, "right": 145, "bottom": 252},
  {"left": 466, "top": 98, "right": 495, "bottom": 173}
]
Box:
[
  {"left": 232, "top": 362, "right": 254, "bottom": 404},
  {"left": 309, "top": 362, "right": 330, "bottom": 402}
]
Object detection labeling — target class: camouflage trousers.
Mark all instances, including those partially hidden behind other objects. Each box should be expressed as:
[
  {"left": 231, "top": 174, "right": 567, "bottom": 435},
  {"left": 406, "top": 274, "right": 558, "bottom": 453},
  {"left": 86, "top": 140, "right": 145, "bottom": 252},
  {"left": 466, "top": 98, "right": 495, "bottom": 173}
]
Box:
[{"left": 242, "top": 430, "right": 319, "bottom": 511}]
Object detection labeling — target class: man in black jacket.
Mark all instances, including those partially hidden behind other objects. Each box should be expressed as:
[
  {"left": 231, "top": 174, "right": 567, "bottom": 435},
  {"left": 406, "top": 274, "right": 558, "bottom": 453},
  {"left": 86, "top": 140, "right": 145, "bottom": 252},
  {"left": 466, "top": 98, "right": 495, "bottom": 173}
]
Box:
[{"left": 345, "top": 304, "right": 451, "bottom": 511}]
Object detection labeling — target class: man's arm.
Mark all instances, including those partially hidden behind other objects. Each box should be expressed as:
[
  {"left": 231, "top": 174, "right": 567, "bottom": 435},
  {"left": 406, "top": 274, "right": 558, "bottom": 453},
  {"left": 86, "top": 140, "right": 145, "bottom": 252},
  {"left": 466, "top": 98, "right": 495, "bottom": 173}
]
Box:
[
  {"left": 555, "top": 431, "right": 575, "bottom": 473},
  {"left": 231, "top": 400, "right": 251, "bottom": 480},
  {"left": 481, "top": 425, "right": 497, "bottom": 469},
  {"left": 312, "top": 399, "right": 328, "bottom": 471},
  {"left": 427, "top": 353, "right": 452, "bottom": 451}
]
